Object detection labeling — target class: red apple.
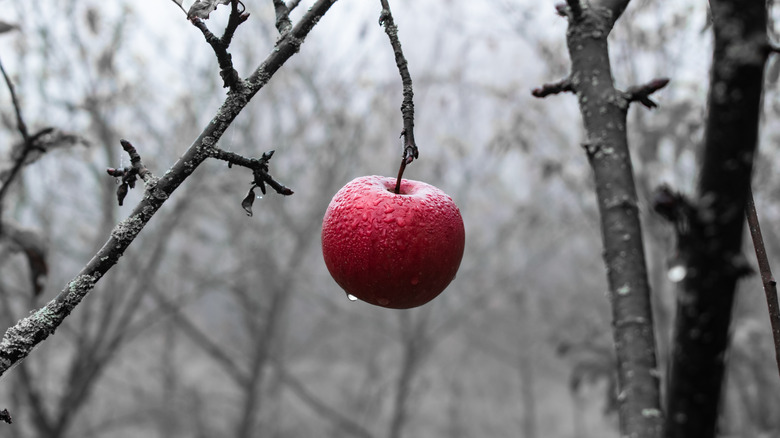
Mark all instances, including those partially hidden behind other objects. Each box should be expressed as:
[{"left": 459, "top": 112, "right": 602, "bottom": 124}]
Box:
[{"left": 321, "top": 175, "right": 465, "bottom": 309}]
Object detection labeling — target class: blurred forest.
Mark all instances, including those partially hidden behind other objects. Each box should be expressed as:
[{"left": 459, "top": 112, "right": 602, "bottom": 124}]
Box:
[{"left": 1, "top": 0, "right": 780, "bottom": 437}]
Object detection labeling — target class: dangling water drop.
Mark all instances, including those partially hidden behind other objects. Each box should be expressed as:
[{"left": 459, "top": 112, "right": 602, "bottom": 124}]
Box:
[{"left": 347, "top": 294, "right": 358, "bottom": 302}]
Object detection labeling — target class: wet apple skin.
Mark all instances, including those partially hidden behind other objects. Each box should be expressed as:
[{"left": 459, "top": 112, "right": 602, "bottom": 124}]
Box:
[{"left": 321, "top": 176, "right": 465, "bottom": 309}]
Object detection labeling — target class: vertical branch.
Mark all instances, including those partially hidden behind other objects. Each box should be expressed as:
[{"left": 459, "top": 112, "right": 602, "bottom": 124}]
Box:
[
  {"left": 378, "top": 0, "right": 419, "bottom": 193},
  {"left": 663, "top": 1, "right": 768, "bottom": 436},
  {"left": 745, "top": 187, "right": 780, "bottom": 379},
  {"left": 534, "top": 1, "right": 663, "bottom": 437}
]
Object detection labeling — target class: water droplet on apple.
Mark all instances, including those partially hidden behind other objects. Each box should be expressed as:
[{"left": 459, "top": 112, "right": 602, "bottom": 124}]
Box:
[
  {"left": 373, "top": 198, "right": 382, "bottom": 206},
  {"left": 347, "top": 294, "right": 358, "bottom": 301},
  {"left": 377, "top": 298, "right": 390, "bottom": 306},
  {"left": 396, "top": 217, "right": 406, "bottom": 227},
  {"left": 410, "top": 275, "right": 419, "bottom": 285}
]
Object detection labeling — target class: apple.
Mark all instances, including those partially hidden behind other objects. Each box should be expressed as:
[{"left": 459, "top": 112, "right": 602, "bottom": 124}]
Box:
[{"left": 321, "top": 175, "right": 465, "bottom": 309}]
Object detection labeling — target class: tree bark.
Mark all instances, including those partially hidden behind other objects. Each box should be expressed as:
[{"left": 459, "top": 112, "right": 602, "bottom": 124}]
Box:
[
  {"left": 546, "top": 1, "right": 664, "bottom": 436},
  {"left": 664, "top": 1, "right": 768, "bottom": 437}
]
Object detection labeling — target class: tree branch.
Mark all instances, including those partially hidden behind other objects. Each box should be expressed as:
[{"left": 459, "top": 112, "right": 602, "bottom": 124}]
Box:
[
  {"left": 624, "top": 78, "right": 670, "bottom": 109},
  {"left": 664, "top": 0, "right": 769, "bottom": 436},
  {"left": 209, "top": 148, "right": 294, "bottom": 215},
  {"left": 272, "top": 0, "right": 293, "bottom": 34},
  {"left": 0, "top": 56, "right": 31, "bottom": 227},
  {"left": 531, "top": 77, "right": 573, "bottom": 98},
  {"left": 536, "top": 3, "right": 663, "bottom": 437},
  {"left": 745, "top": 187, "right": 780, "bottom": 380},
  {"left": 190, "top": 0, "right": 249, "bottom": 89},
  {"left": 378, "top": 0, "right": 419, "bottom": 193},
  {"left": 0, "top": 0, "right": 339, "bottom": 379},
  {"left": 106, "top": 139, "right": 155, "bottom": 206}
]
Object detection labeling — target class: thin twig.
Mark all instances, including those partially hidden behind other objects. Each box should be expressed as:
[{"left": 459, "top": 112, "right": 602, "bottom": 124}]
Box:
[
  {"left": 531, "top": 78, "right": 573, "bottom": 98},
  {"left": 745, "top": 187, "right": 780, "bottom": 379},
  {"left": 106, "top": 139, "right": 155, "bottom": 206},
  {"left": 0, "top": 57, "right": 32, "bottom": 230},
  {"left": 0, "top": 58, "right": 29, "bottom": 143},
  {"left": 378, "top": 0, "right": 418, "bottom": 194},
  {"left": 222, "top": 0, "right": 248, "bottom": 47},
  {"left": 624, "top": 78, "right": 670, "bottom": 109},
  {"left": 209, "top": 147, "right": 294, "bottom": 196}
]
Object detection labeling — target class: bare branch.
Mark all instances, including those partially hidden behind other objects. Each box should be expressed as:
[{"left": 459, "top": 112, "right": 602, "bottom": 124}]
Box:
[
  {"left": 190, "top": 0, "right": 249, "bottom": 89},
  {"left": 745, "top": 187, "right": 780, "bottom": 380},
  {"left": 0, "top": 57, "right": 29, "bottom": 143},
  {"left": 105, "top": 139, "right": 155, "bottom": 206},
  {"left": 664, "top": 0, "right": 769, "bottom": 435},
  {"left": 531, "top": 78, "right": 573, "bottom": 98},
  {"left": 0, "top": 0, "right": 339, "bottom": 379},
  {"left": 537, "top": 3, "right": 663, "bottom": 437},
  {"left": 624, "top": 78, "right": 670, "bottom": 109},
  {"left": 209, "top": 147, "right": 293, "bottom": 215},
  {"left": 378, "top": 0, "right": 419, "bottom": 193}
]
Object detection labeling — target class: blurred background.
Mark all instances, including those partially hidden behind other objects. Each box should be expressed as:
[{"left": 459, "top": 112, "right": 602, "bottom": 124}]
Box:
[{"left": 1, "top": 0, "right": 780, "bottom": 437}]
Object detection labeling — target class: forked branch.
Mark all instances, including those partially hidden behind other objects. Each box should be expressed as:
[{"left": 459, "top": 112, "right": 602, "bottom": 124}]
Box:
[{"left": 190, "top": 0, "right": 250, "bottom": 89}]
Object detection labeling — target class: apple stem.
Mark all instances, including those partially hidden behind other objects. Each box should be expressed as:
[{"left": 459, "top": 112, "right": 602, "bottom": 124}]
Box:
[
  {"left": 394, "top": 129, "right": 418, "bottom": 194},
  {"left": 394, "top": 155, "right": 407, "bottom": 194}
]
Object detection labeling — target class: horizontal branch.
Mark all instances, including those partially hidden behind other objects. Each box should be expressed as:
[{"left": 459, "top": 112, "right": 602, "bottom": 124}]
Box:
[
  {"left": 624, "top": 78, "right": 670, "bottom": 109},
  {"left": 531, "top": 78, "right": 573, "bottom": 98}
]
